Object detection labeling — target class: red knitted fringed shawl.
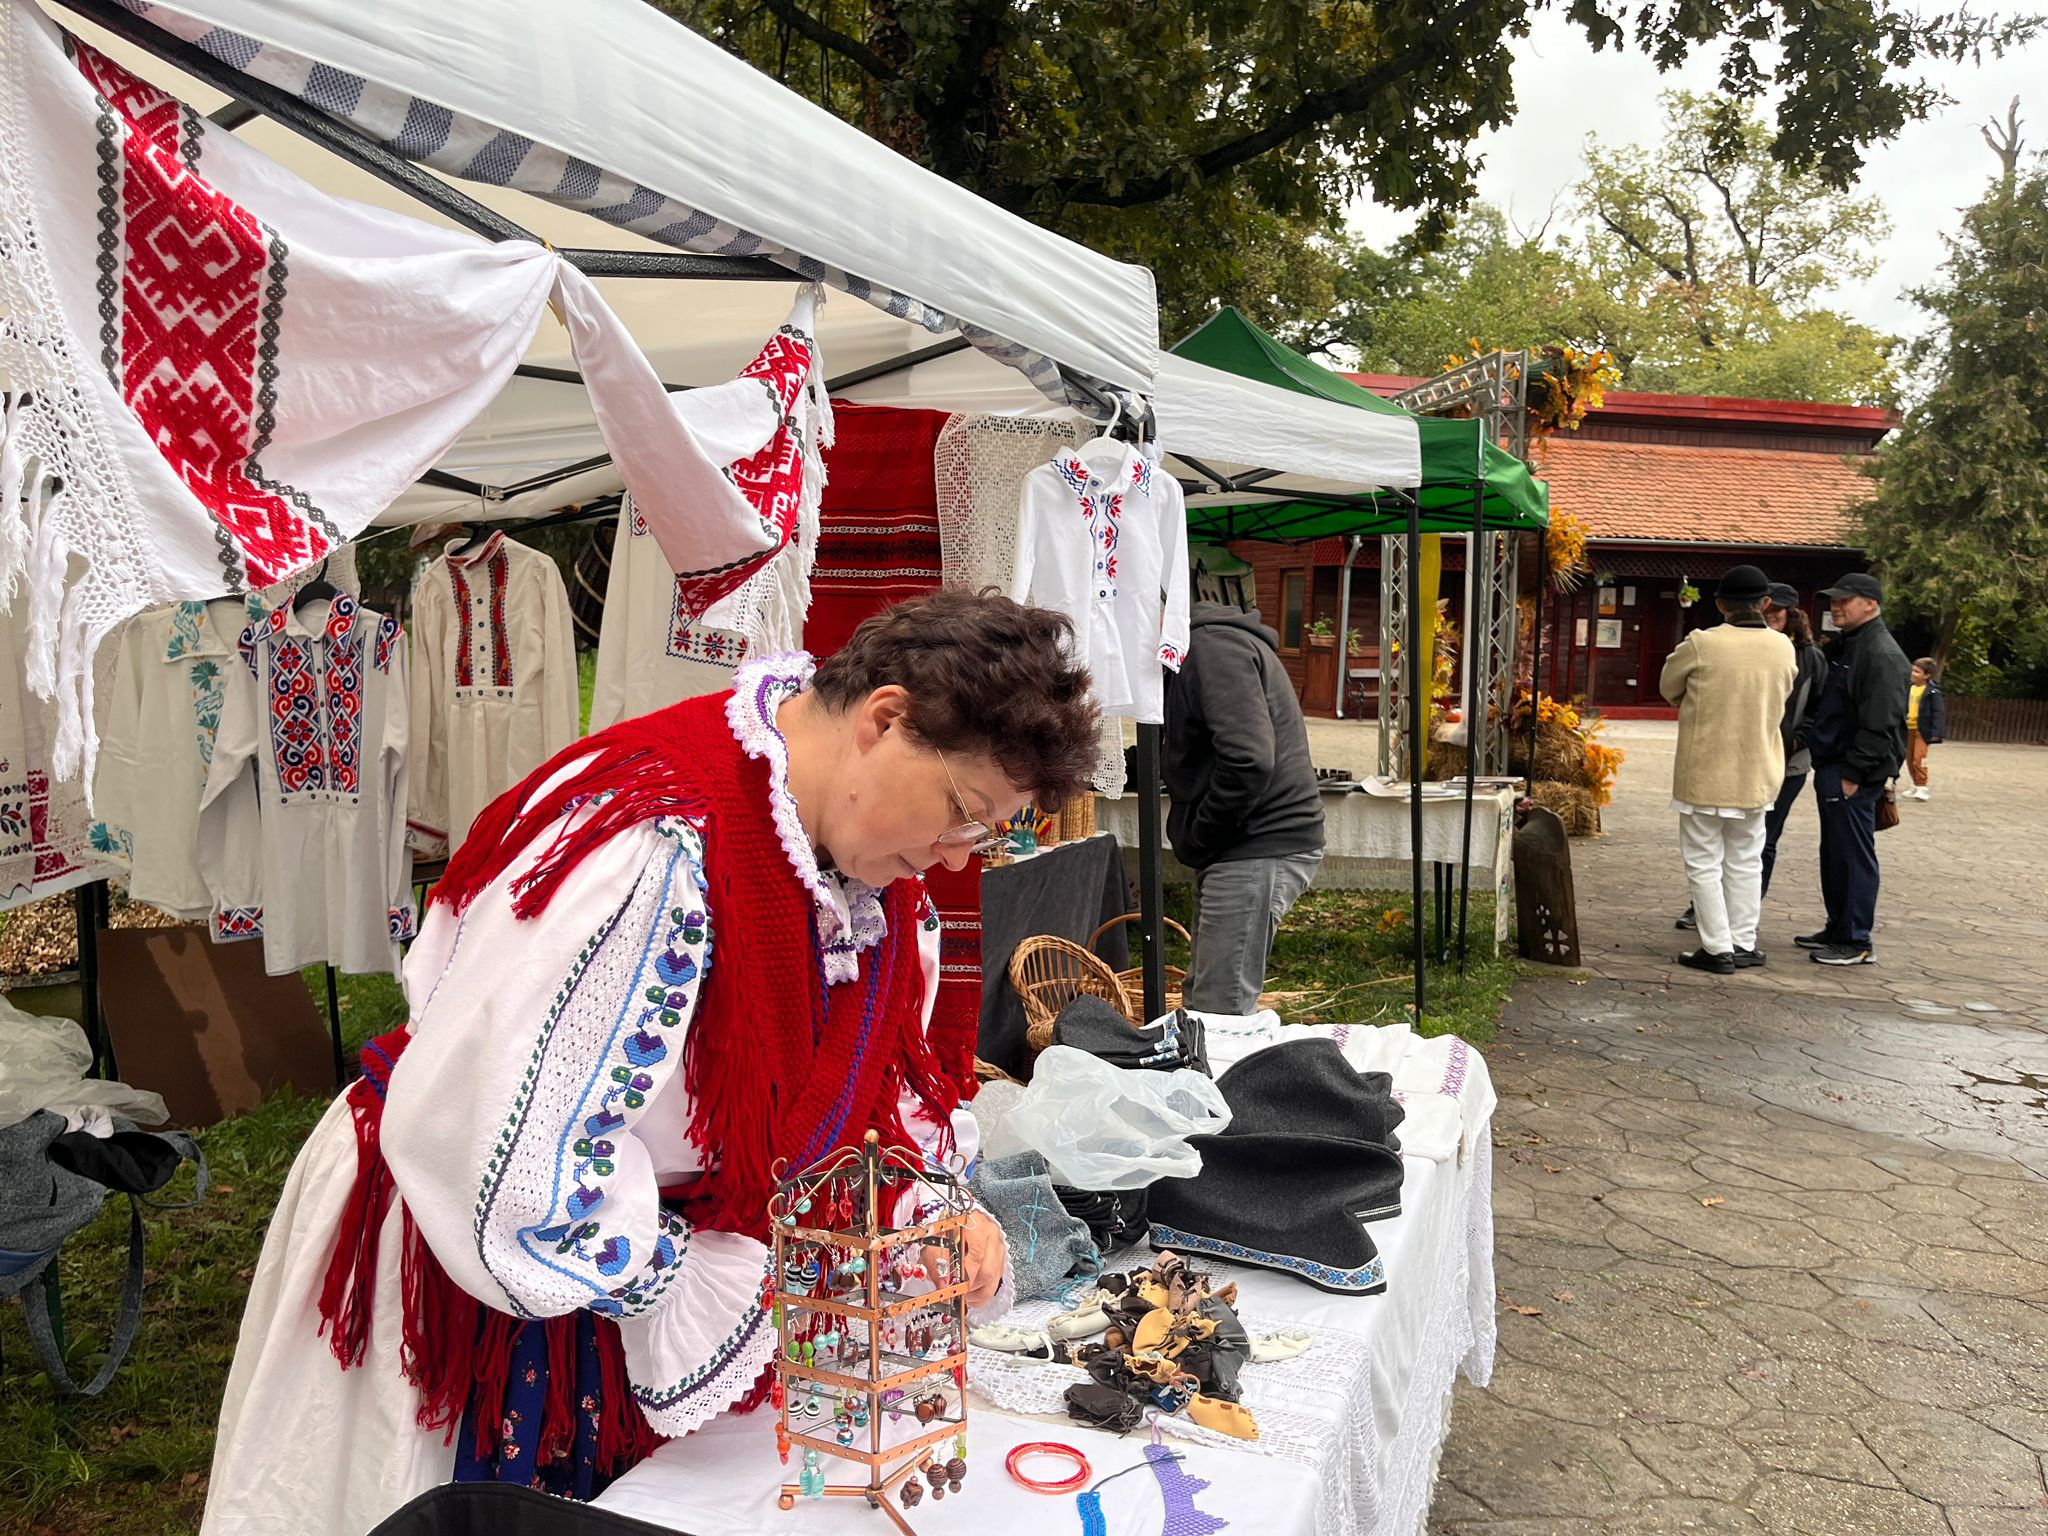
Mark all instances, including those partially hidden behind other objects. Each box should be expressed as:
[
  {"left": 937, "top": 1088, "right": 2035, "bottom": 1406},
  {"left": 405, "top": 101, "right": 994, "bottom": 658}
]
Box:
[{"left": 318, "top": 685, "right": 959, "bottom": 1467}]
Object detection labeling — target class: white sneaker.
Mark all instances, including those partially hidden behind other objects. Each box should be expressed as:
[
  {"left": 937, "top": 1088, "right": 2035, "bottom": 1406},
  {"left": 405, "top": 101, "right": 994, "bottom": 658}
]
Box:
[{"left": 1913, "top": 786, "right": 1931, "bottom": 801}]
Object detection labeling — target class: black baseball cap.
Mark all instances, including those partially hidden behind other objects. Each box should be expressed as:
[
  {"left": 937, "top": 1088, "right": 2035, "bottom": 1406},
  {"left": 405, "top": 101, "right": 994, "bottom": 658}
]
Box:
[
  {"left": 1718, "top": 564, "right": 1770, "bottom": 602},
  {"left": 1766, "top": 582, "right": 1800, "bottom": 608},
  {"left": 1819, "top": 573, "right": 1882, "bottom": 602}
]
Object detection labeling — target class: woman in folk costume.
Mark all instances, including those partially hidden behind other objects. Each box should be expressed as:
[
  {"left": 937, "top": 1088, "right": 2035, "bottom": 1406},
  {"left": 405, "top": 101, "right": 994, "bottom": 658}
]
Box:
[{"left": 203, "top": 592, "right": 1099, "bottom": 1535}]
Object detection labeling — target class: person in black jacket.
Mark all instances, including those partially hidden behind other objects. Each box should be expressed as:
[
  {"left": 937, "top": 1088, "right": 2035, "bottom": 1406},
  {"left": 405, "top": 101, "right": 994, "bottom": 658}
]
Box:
[
  {"left": 1675, "top": 581, "right": 1829, "bottom": 933},
  {"left": 1796, "top": 572, "right": 1911, "bottom": 965},
  {"left": 1163, "top": 602, "right": 1325, "bottom": 1012}
]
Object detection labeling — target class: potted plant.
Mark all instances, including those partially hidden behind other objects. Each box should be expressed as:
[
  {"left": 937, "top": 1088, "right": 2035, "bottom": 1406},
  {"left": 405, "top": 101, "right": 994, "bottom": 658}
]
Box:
[{"left": 1307, "top": 616, "right": 1335, "bottom": 645}]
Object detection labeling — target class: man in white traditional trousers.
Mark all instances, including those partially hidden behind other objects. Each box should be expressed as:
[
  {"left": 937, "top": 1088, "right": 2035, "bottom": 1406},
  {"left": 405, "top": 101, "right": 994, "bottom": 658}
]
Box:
[{"left": 203, "top": 593, "right": 1101, "bottom": 1534}]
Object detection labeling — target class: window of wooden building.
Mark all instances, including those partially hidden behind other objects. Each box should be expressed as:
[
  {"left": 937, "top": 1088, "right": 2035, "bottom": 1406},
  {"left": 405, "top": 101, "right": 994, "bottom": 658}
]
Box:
[{"left": 1278, "top": 570, "right": 1306, "bottom": 651}]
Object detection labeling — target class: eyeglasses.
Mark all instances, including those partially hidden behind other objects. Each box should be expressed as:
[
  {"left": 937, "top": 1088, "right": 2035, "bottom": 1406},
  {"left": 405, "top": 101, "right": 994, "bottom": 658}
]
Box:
[{"left": 932, "top": 749, "right": 1009, "bottom": 854}]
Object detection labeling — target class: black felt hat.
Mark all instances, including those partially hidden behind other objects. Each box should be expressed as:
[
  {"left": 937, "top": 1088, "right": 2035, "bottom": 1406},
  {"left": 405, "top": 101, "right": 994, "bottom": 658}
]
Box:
[
  {"left": 1054, "top": 996, "right": 1209, "bottom": 1076},
  {"left": 1718, "top": 564, "right": 1771, "bottom": 602},
  {"left": 1211, "top": 1038, "right": 1406, "bottom": 1151},
  {"left": 1146, "top": 1132, "right": 1397, "bottom": 1294}
]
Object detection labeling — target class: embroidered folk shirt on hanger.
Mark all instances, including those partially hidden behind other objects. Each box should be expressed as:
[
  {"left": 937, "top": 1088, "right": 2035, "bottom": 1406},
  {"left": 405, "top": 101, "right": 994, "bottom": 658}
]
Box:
[
  {"left": 407, "top": 532, "right": 579, "bottom": 858},
  {"left": 1013, "top": 440, "right": 1191, "bottom": 724},
  {"left": 198, "top": 593, "right": 414, "bottom": 976}
]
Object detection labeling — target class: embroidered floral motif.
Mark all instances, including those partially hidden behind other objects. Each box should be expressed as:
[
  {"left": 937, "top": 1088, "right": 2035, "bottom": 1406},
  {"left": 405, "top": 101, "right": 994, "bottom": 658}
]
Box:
[
  {"left": 388, "top": 905, "right": 417, "bottom": 943},
  {"left": 726, "top": 654, "right": 891, "bottom": 984},
  {"left": 449, "top": 557, "right": 477, "bottom": 690},
  {"left": 267, "top": 636, "right": 322, "bottom": 795},
  {"left": 163, "top": 601, "right": 208, "bottom": 660},
  {"left": 374, "top": 614, "right": 402, "bottom": 673},
  {"left": 88, "top": 821, "right": 133, "bottom": 861},
  {"left": 213, "top": 906, "right": 263, "bottom": 941},
  {"left": 189, "top": 657, "right": 226, "bottom": 769},
  {"left": 1159, "top": 642, "right": 1185, "bottom": 671},
  {"left": 667, "top": 611, "right": 748, "bottom": 668},
  {"left": 447, "top": 537, "right": 514, "bottom": 698},
  {"left": 1053, "top": 454, "right": 1129, "bottom": 600},
  {"left": 324, "top": 606, "right": 365, "bottom": 798}
]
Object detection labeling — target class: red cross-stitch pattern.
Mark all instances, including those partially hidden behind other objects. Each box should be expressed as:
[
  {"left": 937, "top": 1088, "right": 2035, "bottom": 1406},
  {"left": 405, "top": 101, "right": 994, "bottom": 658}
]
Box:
[
  {"left": 72, "top": 44, "right": 331, "bottom": 588},
  {"left": 670, "top": 326, "right": 815, "bottom": 625}
]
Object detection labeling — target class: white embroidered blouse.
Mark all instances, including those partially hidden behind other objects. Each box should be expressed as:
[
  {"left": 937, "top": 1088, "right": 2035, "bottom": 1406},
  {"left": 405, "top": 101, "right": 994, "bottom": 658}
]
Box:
[
  {"left": 1011, "top": 438, "right": 1191, "bottom": 723},
  {"left": 406, "top": 532, "right": 579, "bottom": 858},
  {"left": 90, "top": 596, "right": 264, "bottom": 920},
  {"left": 379, "top": 653, "right": 984, "bottom": 1441}
]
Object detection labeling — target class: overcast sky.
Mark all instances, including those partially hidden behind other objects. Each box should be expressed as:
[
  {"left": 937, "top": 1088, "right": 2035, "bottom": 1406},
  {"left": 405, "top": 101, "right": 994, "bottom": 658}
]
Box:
[{"left": 1346, "top": 7, "right": 2047, "bottom": 341}]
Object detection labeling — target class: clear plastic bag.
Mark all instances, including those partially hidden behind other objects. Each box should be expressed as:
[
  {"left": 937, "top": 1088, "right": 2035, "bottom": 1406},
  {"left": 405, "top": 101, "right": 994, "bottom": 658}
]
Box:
[
  {"left": 991, "top": 1046, "right": 1230, "bottom": 1190},
  {"left": 0, "top": 997, "right": 167, "bottom": 1134}
]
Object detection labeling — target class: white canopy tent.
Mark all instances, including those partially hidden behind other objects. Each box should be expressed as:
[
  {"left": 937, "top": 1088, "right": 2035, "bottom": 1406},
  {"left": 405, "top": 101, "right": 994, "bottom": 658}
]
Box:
[
  {"left": 836, "top": 342, "right": 1425, "bottom": 500},
  {"left": 40, "top": 0, "right": 1160, "bottom": 527}
]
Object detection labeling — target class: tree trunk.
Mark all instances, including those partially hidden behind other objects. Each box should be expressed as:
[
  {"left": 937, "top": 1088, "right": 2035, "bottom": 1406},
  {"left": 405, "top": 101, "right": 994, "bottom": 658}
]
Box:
[{"left": 1931, "top": 609, "right": 1962, "bottom": 673}]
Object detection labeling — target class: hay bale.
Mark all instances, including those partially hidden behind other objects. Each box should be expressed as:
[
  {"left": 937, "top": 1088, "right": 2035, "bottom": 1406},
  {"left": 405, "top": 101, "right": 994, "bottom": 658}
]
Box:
[
  {"left": 1531, "top": 781, "right": 1601, "bottom": 837},
  {"left": 1426, "top": 738, "right": 1468, "bottom": 780}
]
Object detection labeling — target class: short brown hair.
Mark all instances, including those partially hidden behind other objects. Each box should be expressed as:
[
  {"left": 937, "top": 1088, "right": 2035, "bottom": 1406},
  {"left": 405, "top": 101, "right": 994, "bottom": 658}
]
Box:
[
  {"left": 1913, "top": 656, "right": 1938, "bottom": 677},
  {"left": 811, "top": 591, "right": 1100, "bottom": 810}
]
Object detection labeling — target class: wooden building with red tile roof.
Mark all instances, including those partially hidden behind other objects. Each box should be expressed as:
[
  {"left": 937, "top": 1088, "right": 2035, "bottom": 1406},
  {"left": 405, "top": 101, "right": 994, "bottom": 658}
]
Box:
[{"left": 1224, "top": 379, "right": 1894, "bottom": 716}]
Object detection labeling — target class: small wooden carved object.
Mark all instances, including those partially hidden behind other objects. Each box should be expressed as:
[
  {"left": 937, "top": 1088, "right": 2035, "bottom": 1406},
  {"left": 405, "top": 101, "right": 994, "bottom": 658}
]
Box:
[{"left": 1512, "top": 801, "right": 1581, "bottom": 966}]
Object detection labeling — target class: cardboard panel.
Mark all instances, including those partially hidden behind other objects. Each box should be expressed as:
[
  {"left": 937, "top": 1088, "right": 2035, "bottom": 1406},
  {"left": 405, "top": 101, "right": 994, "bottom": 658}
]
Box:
[{"left": 97, "top": 925, "right": 334, "bottom": 1127}]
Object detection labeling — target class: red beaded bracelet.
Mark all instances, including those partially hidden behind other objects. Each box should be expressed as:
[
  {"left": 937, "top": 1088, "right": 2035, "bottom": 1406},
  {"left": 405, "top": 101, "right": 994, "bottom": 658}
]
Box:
[{"left": 1005, "top": 1441, "right": 1093, "bottom": 1494}]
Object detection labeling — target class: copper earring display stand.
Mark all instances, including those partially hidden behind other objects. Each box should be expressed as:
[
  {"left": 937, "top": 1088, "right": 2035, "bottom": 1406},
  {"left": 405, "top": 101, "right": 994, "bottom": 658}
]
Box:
[{"left": 770, "top": 1130, "right": 973, "bottom": 1533}]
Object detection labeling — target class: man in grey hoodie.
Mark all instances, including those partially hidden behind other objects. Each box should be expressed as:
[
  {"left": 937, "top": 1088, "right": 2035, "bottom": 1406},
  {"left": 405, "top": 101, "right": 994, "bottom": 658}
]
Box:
[{"left": 1162, "top": 602, "right": 1326, "bottom": 1012}]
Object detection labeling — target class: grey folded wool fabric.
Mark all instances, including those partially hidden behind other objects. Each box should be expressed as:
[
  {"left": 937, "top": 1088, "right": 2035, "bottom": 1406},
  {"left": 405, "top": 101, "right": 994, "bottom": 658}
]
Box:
[
  {"left": 1213, "top": 1037, "right": 1405, "bottom": 1151},
  {"left": 971, "top": 1150, "right": 1100, "bottom": 1301}
]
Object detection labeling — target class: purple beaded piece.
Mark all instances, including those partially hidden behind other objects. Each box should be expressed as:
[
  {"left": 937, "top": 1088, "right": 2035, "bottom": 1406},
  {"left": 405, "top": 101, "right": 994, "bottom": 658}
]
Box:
[{"left": 1146, "top": 1443, "right": 1228, "bottom": 1536}]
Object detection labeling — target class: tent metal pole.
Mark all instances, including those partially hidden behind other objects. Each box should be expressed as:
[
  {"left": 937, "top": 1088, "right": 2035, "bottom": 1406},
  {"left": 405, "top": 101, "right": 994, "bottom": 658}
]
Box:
[
  {"left": 1134, "top": 724, "right": 1168, "bottom": 1022},
  {"left": 1457, "top": 487, "right": 1484, "bottom": 970},
  {"left": 1406, "top": 493, "right": 1427, "bottom": 1019},
  {"left": 1528, "top": 530, "right": 1548, "bottom": 779},
  {"left": 824, "top": 337, "right": 973, "bottom": 393}
]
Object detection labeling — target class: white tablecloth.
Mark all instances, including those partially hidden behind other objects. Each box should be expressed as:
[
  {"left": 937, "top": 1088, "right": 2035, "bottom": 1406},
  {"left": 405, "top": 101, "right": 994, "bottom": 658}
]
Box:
[
  {"left": 1096, "top": 788, "right": 1517, "bottom": 948},
  {"left": 596, "top": 1104, "right": 1497, "bottom": 1536}
]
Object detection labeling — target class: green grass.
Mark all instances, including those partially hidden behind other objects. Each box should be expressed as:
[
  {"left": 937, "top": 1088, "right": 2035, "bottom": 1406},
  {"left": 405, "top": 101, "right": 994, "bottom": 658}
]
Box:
[
  {"left": 0, "top": 968, "right": 406, "bottom": 1536},
  {"left": 1158, "top": 885, "right": 1514, "bottom": 1045},
  {"left": 0, "top": 886, "right": 1514, "bottom": 1535}
]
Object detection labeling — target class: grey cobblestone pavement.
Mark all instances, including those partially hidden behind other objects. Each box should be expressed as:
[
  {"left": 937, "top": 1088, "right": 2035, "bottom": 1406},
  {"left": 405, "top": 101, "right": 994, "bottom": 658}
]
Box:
[{"left": 1429, "top": 722, "right": 2048, "bottom": 1536}]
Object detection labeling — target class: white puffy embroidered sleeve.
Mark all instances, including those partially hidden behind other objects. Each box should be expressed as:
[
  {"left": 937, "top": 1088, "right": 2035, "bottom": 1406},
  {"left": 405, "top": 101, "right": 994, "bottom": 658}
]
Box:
[{"left": 381, "top": 807, "right": 776, "bottom": 1438}]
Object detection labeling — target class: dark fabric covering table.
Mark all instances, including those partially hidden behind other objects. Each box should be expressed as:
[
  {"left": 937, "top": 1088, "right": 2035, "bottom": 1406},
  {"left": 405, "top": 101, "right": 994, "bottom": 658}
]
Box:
[
  {"left": 371, "top": 1483, "right": 697, "bottom": 1535},
  {"left": 976, "top": 833, "right": 1131, "bottom": 1075}
]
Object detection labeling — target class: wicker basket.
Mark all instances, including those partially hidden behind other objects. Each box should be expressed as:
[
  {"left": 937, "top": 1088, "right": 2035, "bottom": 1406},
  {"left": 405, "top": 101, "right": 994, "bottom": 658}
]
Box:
[
  {"left": 1060, "top": 796, "right": 1098, "bottom": 841},
  {"left": 1010, "top": 935, "right": 1134, "bottom": 1059},
  {"left": 1089, "top": 912, "right": 1191, "bottom": 1020}
]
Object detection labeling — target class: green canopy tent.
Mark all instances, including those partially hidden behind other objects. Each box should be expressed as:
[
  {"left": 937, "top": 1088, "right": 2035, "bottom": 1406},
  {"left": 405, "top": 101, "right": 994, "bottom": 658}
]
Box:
[
  {"left": 1172, "top": 308, "right": 1553, "bottom": 1007},
  {"left": 1172, "top": 307, "right": 1548, "bottom": 538}
]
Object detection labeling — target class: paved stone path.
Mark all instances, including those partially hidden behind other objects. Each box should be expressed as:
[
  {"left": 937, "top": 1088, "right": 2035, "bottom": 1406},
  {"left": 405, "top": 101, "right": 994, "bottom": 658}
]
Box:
[{"left": 1429, "top": 722, "right": 2048, "bottom": 1536}]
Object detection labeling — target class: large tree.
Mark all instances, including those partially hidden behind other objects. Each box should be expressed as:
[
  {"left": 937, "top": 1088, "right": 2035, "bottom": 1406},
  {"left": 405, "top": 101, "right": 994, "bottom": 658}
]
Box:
[
  {"left": 1333, "top": 94, "right": 1901, "bottom": 404},
  {"left": 659, "top": 0, "right": 2034, "bottom": 327},
  {"left": 1856, "top": 124, "right": 2048, "bottom": 670}
]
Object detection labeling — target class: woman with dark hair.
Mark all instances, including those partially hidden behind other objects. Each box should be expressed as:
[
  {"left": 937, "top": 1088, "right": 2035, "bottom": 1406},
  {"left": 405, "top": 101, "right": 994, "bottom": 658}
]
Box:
[
  {"left": 1677, "top": 585, "right": 1827, "bottom": 931},
  {"left": 203, "top": 591, "right": 1100, "bottom": 1536}
]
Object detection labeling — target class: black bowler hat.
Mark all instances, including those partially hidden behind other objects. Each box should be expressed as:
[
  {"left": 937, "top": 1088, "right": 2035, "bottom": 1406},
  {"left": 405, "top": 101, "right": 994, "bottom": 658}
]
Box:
[
  {"left": 1717, "top": 565, "right": 1770, "bottom": 602},
  {"left": 1210, "top": 1038, "right": 1406, "bottom": 1152},
  {"left": 1767, "top": 583, "right": 1800, "bottom": 609},
  {"left": 1819, "top": 572, "right": 1882, "bottom": 602}
]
